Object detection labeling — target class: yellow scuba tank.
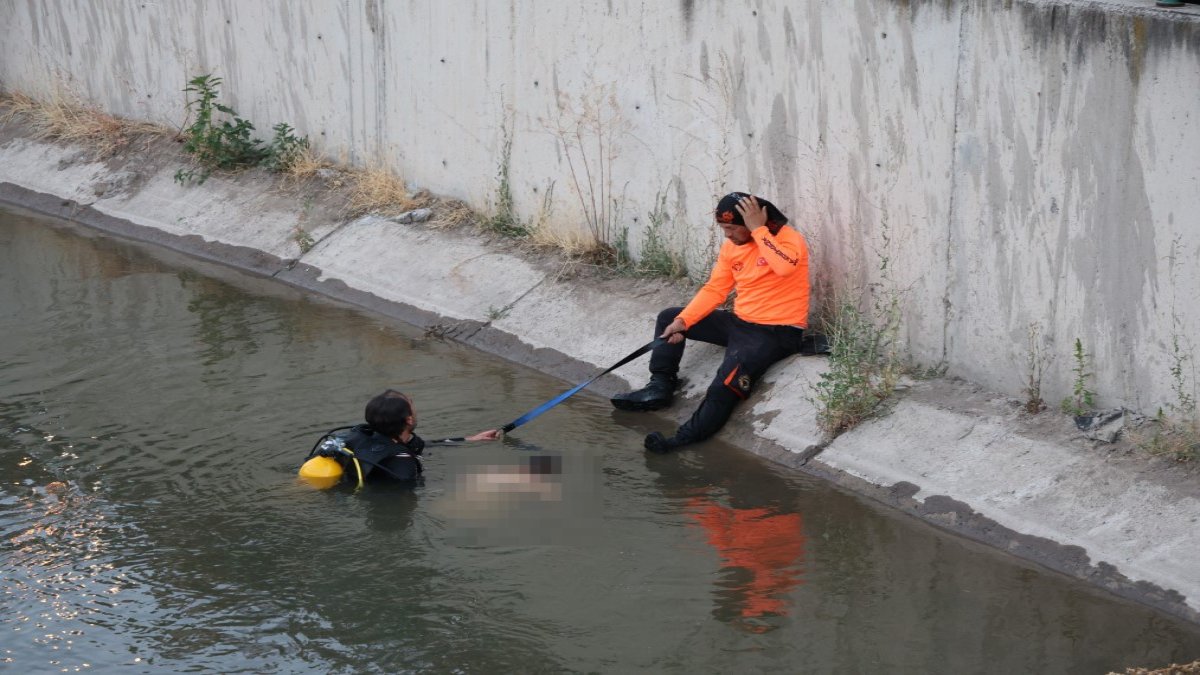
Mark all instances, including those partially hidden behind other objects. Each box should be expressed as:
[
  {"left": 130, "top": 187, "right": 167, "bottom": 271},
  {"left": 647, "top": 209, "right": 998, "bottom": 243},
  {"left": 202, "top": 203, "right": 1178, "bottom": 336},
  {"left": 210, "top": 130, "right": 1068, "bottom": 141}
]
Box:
[{"left": 299, "top": 455, "right": 343, "bottom": 489}]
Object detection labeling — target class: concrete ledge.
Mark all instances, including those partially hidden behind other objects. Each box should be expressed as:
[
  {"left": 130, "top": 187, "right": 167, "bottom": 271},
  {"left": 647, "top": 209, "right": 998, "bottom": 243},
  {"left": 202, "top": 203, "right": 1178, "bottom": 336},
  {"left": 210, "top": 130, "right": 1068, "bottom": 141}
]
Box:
[
  {"left": 0, "top": 135, "right": 1196, "bottom": 625},
  {"left": 302, "top": 214, "right": 547, "bottom": 323},
  {"left": 819, "top": 383, "right": 1200, "bottom": 619}
]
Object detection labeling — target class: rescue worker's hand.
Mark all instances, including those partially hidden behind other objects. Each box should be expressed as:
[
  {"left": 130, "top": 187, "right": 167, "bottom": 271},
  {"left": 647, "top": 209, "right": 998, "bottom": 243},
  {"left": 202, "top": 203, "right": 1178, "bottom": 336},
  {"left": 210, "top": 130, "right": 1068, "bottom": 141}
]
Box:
[
  {"left": 467, "top": 429, "right": 501, "bottom": 442},
  {"left": 660, "top": 317, "right": 688, "bottom": 345},
  {"left": 735, "top": 194, "right": 767, "bottom": 232}
]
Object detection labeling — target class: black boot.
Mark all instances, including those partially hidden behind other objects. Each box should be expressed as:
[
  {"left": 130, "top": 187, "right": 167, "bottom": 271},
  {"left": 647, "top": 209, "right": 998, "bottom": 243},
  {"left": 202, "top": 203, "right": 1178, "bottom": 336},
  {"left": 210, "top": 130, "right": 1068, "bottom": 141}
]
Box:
[
  {"left": 643, "top": 431, "right": 684, "bottom": 453},
  {"left": 611, "top": 374, "right": 678, "bottom": 411}
]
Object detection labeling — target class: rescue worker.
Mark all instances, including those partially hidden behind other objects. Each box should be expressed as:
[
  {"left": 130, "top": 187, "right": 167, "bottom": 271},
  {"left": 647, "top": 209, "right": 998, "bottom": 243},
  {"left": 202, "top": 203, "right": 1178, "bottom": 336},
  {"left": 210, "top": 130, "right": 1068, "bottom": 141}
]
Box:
[{"left": 612, "top": 192, "right": 809, "bottom": 452}]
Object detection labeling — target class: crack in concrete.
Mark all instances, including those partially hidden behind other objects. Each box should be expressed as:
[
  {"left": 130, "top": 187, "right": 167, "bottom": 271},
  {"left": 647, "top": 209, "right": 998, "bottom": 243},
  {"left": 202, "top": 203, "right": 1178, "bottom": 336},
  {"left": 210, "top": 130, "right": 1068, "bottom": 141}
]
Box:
[
  {"left": 274, "top": 215, "right": 362, "bottom": 277},
  {"left": 490, "top": 274, "right": 548, "bottom": 323}
]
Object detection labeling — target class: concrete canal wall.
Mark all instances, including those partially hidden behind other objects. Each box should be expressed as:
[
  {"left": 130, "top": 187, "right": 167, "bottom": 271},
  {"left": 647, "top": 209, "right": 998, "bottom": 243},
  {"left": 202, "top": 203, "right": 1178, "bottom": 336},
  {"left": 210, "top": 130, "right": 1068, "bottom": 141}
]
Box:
[
  {"left": 2, "top": 0, "right": 1200, "bottom": 624},
  {"left": 3, "top": 0, "right": 1199, "bottom": 414}
]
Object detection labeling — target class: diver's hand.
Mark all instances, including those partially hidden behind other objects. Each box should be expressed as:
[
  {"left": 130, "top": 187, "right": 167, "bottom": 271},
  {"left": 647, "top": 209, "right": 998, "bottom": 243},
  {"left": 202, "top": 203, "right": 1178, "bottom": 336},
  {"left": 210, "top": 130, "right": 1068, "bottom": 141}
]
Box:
[{"left": 467, "top": 429, "right": 501, "bottom": 442}]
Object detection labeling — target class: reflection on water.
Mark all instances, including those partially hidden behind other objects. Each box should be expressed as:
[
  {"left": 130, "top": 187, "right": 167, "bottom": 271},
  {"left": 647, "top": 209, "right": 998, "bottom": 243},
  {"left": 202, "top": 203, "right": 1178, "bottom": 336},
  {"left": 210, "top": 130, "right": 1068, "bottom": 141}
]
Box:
[
  {"left": 3, "top": 206, "right": 1200, "bottom": 673},
  {"left": 687, "top": 495, "right": 805, "bottom": 632},
  {"left": 647, "top": 446, "right": 809, "bottom": 635}
]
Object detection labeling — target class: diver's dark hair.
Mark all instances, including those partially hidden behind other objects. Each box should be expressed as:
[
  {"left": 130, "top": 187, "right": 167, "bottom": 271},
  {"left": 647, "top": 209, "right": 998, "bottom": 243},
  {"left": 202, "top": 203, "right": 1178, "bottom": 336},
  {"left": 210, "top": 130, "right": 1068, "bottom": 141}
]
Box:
[{"left": 365, "top": 389, "right": 412, "bottom": 439}]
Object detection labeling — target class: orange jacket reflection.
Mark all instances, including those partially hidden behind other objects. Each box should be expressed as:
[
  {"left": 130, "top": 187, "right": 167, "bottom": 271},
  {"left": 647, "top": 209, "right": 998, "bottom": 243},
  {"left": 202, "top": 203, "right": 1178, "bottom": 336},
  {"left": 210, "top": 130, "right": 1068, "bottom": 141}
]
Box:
[{"left": 688, "top": 496, "right": 806, "bottom": 618}]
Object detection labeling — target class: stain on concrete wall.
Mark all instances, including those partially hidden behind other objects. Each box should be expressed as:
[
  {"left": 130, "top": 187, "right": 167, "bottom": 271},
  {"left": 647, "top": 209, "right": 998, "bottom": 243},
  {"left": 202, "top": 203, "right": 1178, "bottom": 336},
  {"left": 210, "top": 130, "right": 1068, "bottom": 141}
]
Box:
[{"left": 949, "top": 1, "right": 1200, "bottom": 411}]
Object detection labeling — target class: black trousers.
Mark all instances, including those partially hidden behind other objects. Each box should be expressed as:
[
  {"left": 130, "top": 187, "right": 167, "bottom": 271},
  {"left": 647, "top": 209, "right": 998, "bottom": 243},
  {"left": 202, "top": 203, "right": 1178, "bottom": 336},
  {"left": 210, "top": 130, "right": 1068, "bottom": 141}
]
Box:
[{"left": 650, "top": 307, "right": 804, "bottom": 445}]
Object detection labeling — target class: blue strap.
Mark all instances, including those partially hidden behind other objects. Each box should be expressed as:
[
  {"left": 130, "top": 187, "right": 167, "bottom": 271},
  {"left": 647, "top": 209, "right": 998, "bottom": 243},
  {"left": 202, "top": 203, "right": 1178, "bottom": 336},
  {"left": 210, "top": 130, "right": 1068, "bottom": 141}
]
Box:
[{"left": 501, "top": 338, "right": 666, "bottom": 433}]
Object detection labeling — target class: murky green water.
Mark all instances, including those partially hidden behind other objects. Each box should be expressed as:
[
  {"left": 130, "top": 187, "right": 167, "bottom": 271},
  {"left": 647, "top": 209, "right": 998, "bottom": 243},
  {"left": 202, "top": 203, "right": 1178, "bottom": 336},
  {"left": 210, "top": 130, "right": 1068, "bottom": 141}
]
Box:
[{"left": 2, "top": 206, "right": 1198, "bottom": 674}]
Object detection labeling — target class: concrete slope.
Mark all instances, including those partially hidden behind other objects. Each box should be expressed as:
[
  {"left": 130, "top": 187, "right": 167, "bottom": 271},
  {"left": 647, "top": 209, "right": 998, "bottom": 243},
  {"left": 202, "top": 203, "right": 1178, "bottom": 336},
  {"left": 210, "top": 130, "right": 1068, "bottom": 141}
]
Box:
[
  {"left": 0, "top": 135, "right": 1196, "bottom": 624},
  {"left": 823, "top": 394, "right": 1200, "bottom": 615}
]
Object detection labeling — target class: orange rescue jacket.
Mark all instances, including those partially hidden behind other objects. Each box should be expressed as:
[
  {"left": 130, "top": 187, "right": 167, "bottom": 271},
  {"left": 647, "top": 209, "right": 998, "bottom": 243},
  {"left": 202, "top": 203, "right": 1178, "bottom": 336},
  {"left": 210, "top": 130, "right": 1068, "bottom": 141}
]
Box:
[{"left": 677, "top": 225, "right": 810, "bottom": 329}]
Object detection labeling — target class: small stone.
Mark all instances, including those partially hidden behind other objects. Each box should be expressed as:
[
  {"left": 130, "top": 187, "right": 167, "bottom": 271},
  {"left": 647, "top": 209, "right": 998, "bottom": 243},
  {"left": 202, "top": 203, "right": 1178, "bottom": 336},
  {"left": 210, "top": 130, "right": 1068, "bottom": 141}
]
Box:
[
  {"left": 1080, "top": 408, "right": 1127, "bottom": 443},
  {"left": 393, "top": 208, "right": 433, "bottom": 224},
  {"left": 91, "top": 171, "right": 136, "bottom": 198}
]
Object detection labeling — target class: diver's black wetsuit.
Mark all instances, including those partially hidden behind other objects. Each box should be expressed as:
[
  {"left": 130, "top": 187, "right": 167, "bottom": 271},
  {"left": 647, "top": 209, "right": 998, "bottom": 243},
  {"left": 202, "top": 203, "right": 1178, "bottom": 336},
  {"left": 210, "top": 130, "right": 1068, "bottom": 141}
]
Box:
[{"left": 337, "top": 424, "right": 425, "bottom": 482}]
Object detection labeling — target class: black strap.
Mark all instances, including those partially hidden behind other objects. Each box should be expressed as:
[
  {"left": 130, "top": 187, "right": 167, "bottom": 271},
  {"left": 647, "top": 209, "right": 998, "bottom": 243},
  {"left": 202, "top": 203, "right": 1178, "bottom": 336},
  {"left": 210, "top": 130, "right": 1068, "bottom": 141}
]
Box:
[
  {"left": 307, "top": 425, "right": 356, "bottom": 459},
  {"left": 339, "top": 448, "right": 420, "bottom": 482}
]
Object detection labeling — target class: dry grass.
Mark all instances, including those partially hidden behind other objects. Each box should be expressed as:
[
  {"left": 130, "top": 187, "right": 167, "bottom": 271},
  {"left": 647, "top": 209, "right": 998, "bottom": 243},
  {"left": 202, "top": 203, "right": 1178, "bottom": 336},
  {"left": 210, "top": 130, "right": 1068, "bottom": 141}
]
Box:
[
  {"left": 435, "top": 199, "right": 482, "bottom": 229},
  {"left": 278, "top": 152, "right": 449, "bottom": 226},
  {"left": 0, "top": 91, "right": 661, "bottom": 282},
  {"left": 1130, "top": 414, "right": 1200, "bottom": 462},
  {"left": 281, "top": 144, "right": 333, "bottom": 182},
  {"left": 0, "top": 90, "right": 166, "bottom": 158},
  {"left": 527, "top": 221, "right": 609, "bottom": 258},
  {"left": 345, "top": 166, "right": 427, "bottom": 217}
]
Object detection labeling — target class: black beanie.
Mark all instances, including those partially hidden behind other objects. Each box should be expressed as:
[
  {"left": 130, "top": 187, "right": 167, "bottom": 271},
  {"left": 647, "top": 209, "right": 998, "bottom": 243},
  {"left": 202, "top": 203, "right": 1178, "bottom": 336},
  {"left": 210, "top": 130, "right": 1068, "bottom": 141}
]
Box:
[{"left": 714, "top": 192, "right": 788, "bottom": 233}]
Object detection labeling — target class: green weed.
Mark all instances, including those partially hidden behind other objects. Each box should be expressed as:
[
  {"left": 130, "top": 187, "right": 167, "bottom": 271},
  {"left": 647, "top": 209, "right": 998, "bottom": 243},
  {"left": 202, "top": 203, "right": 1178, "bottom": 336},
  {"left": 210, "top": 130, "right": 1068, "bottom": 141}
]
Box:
[
  {"left": 636, "top": 192, "right": 687, "bottom": 278},
  {"left": 1168, "top": 332, "right": 1196, "bottom": 416},
  {"left": 1132, "top": 236, "right": 1198, "bottom": 461},
  {"left": 176, "top": 74, "right": 307, "bottom": 184},
  {"left": 611, "top": 192, "right": 687, "bottom": 279},
  {"left": 812, "top": 215, "right": 905, "bottom": 435},
  {"left": 484, "top": 124, "right": 528, "bottom": 238},
  {"left": 613, "top": 227, "right": 634, "bottom": 269},
  {"left": 1135, "top": 409, "right": 1200, "bottom": 462},
  {"left": 1060, "top": 338, "right": 1095, "bottom": 416},
  {"left": 812, "top": 297, "right": 902, "bottom": 435},
  {"left": 261, "top": 122, "right": 310, "bottom": 173},
  {"left": 292, "top": 226, "right": 315, "bottom": 254}
]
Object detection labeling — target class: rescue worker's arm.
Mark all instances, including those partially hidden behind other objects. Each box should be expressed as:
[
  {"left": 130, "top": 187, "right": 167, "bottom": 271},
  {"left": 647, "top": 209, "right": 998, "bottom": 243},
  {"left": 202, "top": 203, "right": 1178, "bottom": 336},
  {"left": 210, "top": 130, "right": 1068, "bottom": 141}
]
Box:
[
  {"left": 749, "top": 228, "right": 804, "bottom": 277},
  {"left": 672, "top": 249, "right": 735, "bottom": 342}
]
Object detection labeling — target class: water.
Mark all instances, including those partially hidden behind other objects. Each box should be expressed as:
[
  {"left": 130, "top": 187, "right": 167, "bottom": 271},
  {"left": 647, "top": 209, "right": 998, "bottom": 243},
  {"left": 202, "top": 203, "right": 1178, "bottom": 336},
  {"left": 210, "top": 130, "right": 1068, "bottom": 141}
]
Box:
[{"left": 1, "top": 205, "right": 1198, "bottom": 674}]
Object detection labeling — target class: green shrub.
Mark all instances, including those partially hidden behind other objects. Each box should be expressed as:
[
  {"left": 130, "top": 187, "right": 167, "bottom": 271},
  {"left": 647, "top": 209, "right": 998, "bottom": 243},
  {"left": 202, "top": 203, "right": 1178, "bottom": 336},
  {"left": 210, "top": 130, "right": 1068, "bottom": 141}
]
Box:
[
  {"left": 175, "top": 74, "right": 307, "bottom": 184},
  {"left": 637, "top": 192, "right": 687, "bottom": 278},
  {"left": 1060, "top": 338, "right": 1096, "bottom": 416},
  {"left": 1136, "top": 410, "right": 1200, "bottom": 462},
  {"left": 812, "top": 297, "right": 902, "bottom": 435},
  {"left": 484, "top": 126, "right": 528, "bottom": 237},
  {"left": 261, "top": 122, "right": 310, "bottom": 173},
  {"left": 611, "top": 193, "right": 687, "bottom": 279}
]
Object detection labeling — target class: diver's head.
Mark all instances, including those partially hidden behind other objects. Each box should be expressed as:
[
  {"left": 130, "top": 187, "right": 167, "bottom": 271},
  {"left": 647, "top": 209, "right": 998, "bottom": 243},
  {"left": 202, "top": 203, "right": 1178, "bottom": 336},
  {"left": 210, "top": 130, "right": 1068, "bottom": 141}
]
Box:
[{"left": 365, "top": 389, "right": 416, "bottom": 441}]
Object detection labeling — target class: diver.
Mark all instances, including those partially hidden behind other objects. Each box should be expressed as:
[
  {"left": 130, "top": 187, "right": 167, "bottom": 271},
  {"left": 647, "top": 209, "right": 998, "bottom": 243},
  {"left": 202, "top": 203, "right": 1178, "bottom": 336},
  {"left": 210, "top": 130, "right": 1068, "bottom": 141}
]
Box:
[{"left": 299, "top": 389, "right": 500, "bottom": 489}]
